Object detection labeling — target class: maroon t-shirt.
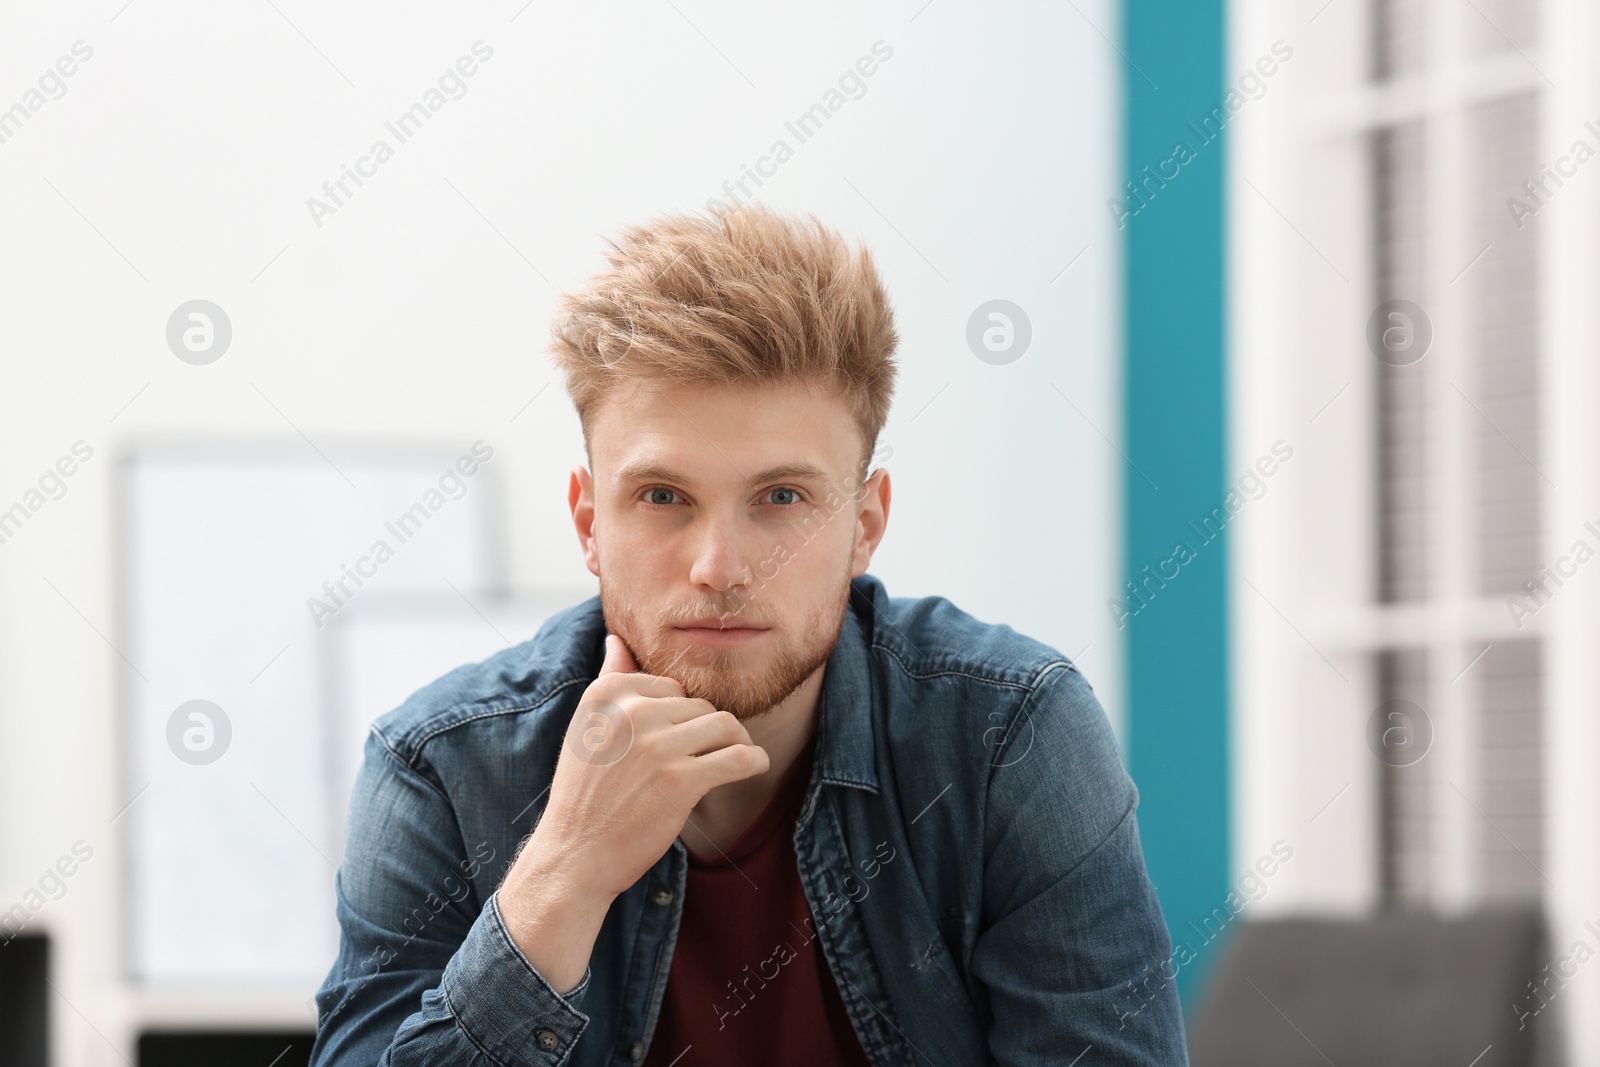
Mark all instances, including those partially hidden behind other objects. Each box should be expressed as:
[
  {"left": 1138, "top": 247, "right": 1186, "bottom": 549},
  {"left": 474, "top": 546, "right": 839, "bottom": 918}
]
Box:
[{"left": 641, "top": 731, "right": 872, "bottom": 1067}]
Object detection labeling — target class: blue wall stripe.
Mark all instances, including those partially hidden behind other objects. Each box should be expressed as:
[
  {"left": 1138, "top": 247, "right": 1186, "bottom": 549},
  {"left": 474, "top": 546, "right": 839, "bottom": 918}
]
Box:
[{"left": 1119, "top": 0, "right": 1231, "bottom": 1011}]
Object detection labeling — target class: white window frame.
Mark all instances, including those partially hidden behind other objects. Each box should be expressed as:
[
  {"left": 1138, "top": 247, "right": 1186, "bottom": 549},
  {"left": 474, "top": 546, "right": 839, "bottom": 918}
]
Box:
[{"left": 1229, "top": 0, "right": 1600, "bottom": 1058}]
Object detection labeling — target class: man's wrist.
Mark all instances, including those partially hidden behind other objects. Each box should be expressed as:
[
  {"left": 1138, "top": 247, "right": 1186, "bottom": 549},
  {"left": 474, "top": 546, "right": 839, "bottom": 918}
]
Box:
[{"left": 497, "top": 845, "right": 618, "bottom": 995}]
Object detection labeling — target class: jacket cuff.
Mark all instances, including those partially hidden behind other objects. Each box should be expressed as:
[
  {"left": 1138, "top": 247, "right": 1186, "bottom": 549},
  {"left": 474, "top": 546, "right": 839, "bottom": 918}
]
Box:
[{"left": 440, "top": 890, "right": 592, "bottom": 1064}]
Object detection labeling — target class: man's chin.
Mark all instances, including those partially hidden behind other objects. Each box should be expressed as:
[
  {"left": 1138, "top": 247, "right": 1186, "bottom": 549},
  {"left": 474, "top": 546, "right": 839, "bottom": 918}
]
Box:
[
  {"left": 647, "top": 636, "right": 745, "bottom": 677},
  {"left": 653, "top": 660, "right": 799, "bottom": 722},
  {"left": 700, "top": 658, "right": 831, "bottom": 722},
  {"left": 598, "top": 580, "right": 847, "bottom": 720},
  {"left": 675, "top": 671, "right": 769, "bottom": 720}
]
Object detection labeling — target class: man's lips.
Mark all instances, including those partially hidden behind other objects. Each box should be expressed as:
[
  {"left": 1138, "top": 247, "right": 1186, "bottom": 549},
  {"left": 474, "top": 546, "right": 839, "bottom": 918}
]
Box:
[
  {"left": 673, "top": 619, "right": 771, "bottom": 645},
  {"left": 674, "top": 617, "right": 769, "bottom": 631}
]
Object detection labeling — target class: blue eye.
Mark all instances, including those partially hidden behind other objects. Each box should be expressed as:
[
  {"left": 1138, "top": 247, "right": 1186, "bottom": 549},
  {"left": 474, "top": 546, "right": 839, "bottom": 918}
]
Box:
[{"left": 768, "top": 487, "right": 803, "bottom": 507}]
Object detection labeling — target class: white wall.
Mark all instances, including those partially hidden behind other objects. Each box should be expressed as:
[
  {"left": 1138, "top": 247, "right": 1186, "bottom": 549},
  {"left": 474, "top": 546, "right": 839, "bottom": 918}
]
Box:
[{"left": 0, "top": 2, "right": 1121, "bottom": 1061}]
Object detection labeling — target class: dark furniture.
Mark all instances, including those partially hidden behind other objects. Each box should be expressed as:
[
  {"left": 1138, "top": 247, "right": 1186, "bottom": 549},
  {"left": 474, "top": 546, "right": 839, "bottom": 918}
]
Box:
[
  {"left": 1188, "top": 910, "right": 1546, "bottom": 1066},
  {"left": 0, "top": 933, "right": 49, "bottom": 1067},
  {"left": 137, "top": 1030, "right": 315, "bottom": 1066}
]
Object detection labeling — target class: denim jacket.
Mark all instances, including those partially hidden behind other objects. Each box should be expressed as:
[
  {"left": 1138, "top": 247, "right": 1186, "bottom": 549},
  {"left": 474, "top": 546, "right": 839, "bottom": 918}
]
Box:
[{"left": 309, "top": 572, "right": 1188, "bottom": 1066}]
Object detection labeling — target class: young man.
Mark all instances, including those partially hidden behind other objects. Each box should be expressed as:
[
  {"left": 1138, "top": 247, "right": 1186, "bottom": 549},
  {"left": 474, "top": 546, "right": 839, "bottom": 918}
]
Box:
[{"left": 309, "top": 205, "right": 1188, "bottom": 1066}]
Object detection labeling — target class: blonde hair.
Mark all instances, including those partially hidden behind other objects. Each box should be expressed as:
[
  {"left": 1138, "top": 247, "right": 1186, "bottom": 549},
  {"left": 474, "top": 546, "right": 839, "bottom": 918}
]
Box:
[{"left": 547, "top": 203, "right": 898, "bottom": 480}]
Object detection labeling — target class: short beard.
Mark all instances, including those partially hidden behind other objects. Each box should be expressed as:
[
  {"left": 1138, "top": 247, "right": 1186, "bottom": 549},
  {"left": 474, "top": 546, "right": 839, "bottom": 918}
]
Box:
[{"left": 598, "top": 573, "right": 850, "bottom": 721}]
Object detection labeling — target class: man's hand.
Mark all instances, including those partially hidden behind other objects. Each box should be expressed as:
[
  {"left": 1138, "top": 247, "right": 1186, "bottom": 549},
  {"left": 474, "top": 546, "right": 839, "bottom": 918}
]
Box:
[{"left": 495, "top": 633, "right": 770, "bottom": 991}]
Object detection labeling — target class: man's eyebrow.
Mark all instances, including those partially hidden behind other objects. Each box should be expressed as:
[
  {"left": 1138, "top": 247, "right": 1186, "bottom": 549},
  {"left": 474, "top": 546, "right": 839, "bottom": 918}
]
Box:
[
  {"left": 742, "top": 462, "right": 833, "bottom": 485},
  {"left": 613, "top": 461, "right": 833, "bottom": 487}
]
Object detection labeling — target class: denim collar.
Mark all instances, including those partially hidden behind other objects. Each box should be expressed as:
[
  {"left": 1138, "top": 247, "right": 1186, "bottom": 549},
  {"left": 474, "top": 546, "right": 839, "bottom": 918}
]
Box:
[{"left": 813, "top": 578, "right": 881, "bottom": 796}]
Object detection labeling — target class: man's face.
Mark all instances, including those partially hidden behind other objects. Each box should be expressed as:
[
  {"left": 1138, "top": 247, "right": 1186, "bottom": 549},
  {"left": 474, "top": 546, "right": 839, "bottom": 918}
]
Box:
[{"left": 570, "top": 378, "right": 889, "bottom": 720}]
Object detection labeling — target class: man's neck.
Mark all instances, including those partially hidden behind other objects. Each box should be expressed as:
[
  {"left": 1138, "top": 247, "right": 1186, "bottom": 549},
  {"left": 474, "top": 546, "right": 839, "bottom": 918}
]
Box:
[{"left": 681, "top": 663, "right": 826, "bottom": 859}]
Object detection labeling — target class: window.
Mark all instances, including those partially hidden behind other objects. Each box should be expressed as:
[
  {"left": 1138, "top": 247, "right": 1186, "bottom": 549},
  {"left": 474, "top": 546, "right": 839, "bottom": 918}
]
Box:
[
  {"left": 1234, "top": 0, "right": 1600, "bottom": 1053},
  {"left": 1229, "top": 0, "right": 1558, "bottom": 915}
]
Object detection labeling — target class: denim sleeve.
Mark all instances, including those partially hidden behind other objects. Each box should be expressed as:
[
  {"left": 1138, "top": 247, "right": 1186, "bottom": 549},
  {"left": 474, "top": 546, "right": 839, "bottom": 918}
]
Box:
[
  {"left": 968, "top": 664, "right": 1189, "bottom": 1067},
  {"left": 308, "top": 730, "right": 595, "bottom": 1067}
]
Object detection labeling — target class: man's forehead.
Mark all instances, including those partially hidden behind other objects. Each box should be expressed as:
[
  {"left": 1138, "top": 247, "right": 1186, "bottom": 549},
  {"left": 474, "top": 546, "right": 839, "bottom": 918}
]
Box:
[{"left": 590, "top": 379, "right": 858, "bottom": 474}]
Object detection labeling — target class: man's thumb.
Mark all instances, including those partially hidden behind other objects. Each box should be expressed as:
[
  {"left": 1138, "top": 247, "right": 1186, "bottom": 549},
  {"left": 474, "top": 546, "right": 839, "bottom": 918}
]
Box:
[{"left": 600, "top": 633, "right": 638, "bottom": 675}]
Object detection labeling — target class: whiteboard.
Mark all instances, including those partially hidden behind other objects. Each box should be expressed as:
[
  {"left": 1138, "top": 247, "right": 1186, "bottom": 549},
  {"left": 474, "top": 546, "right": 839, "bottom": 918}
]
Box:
[{"left": 119, "top": 439, "right": 504, "bottom": 986}]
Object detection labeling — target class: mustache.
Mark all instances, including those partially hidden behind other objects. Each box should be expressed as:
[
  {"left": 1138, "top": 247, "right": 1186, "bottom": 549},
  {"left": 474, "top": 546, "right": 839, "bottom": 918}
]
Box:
[{"left": 662, "top": 602, "right": 768, "bottom": 627}]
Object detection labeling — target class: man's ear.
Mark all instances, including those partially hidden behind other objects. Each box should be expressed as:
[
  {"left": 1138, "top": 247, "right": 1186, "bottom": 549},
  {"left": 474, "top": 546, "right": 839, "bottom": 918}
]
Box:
[
  {"left": 849, "top": 467, "right": 890, "bottom": 578},
  {"left": 570, "top": 464, "right": 600, "bottom": 577}
]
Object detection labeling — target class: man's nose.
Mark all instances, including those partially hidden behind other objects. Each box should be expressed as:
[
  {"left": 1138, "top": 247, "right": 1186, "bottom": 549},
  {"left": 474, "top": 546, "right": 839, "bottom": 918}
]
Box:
[{"left": 686, "top": 514, "right": 753, "bottom": 591}]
